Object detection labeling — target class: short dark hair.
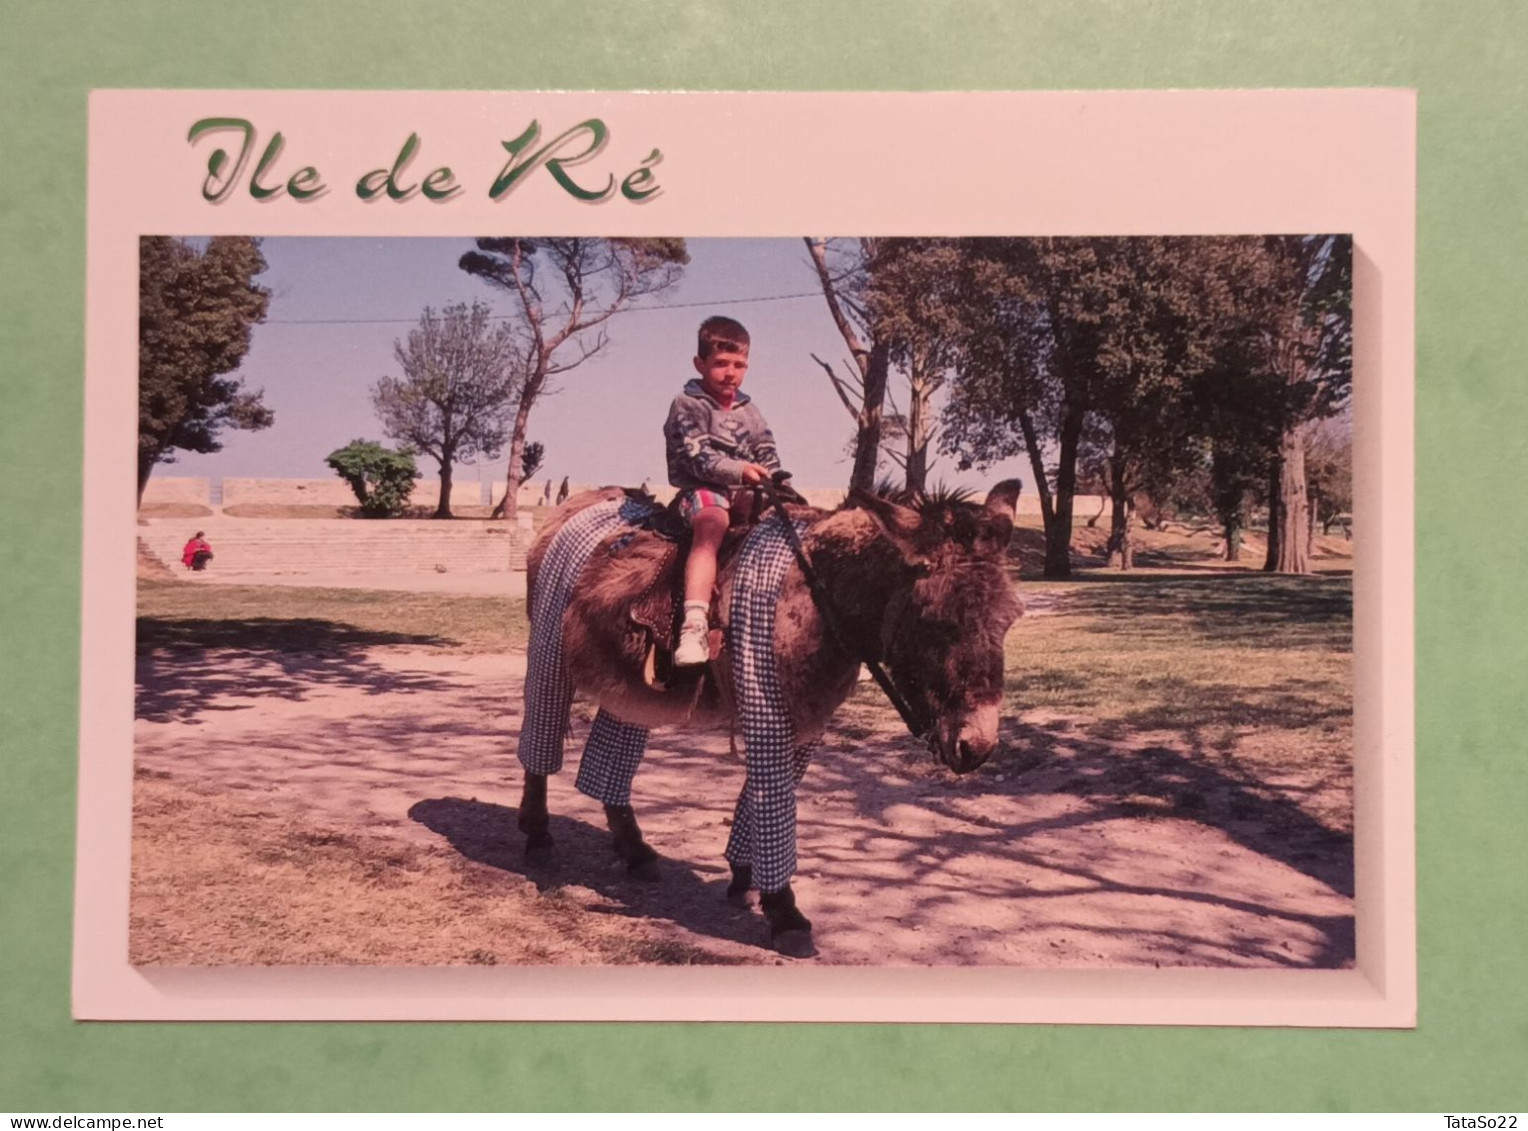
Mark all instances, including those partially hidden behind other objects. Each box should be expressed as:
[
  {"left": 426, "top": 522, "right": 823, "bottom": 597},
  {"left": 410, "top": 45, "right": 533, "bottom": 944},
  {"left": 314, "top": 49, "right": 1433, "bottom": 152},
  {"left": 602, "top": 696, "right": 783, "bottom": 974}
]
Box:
[{"left": 697, "top": 315, "right": 750, "bottom": 359}]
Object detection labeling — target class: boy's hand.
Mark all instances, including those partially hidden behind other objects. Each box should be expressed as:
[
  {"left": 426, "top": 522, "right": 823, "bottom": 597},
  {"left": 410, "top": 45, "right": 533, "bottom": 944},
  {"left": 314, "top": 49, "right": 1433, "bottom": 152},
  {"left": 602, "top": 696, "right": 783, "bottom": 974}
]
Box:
[{"left": 740, "top": 463, "right": 772, "bottom": 484}]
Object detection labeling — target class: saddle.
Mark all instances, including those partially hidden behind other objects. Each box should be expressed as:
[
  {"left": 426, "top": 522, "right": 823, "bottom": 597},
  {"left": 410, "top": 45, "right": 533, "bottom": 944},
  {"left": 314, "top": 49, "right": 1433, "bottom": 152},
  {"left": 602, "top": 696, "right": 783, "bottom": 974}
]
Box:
[{"left": 606, "top": 484, "right": 799, "bottom": 690}]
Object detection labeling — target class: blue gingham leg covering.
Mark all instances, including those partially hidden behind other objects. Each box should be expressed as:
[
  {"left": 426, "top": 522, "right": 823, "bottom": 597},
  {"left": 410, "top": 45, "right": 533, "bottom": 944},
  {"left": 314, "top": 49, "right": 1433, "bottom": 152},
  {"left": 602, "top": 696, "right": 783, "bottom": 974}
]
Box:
[
  {"left": 517, "top": 497, "right": 654, "bottom": 776},
  {"left": 723, "top": 741, "right": 818, "bottom": 875},
  {"left": 574, "top": 708, "right": 650, "bottom": 806},
  {"left": 723, "top": 516, "right": 813, "bottom": 894}
]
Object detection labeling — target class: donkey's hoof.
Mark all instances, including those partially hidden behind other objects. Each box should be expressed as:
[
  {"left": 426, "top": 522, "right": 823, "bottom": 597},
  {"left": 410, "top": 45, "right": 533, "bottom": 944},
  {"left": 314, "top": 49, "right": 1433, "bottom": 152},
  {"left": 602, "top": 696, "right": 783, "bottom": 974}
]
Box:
[
  {"left": 725, "top": 865, "right": 754, "bottom": 907},
  {"left": 626, "top": 856, "right": 662, "bottom": 883},
  {"left": 759, "top": 885, "right": 813, "bottom": 954},
  {"left": 605, "top": 803, "right": 660, "bottom": 881},
  {"left": 619, "top": 840, "right": 661, "bottom": 882},
  {"left": 611, "top": 834, "right": 659, "bottom": 882},
  {"left": 770, "top": 928, "right": 817, "bottom": 959},
  {"left": 524, "top": 832, "right": 555, "bottom": 862}
]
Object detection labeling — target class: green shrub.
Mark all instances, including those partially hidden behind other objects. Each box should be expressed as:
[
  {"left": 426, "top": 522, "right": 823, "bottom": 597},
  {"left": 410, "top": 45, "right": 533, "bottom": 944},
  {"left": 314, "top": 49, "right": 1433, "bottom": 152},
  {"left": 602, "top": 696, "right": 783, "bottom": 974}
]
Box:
[{"left": 324, "top": 440, "right": 420, "bottom": 518}]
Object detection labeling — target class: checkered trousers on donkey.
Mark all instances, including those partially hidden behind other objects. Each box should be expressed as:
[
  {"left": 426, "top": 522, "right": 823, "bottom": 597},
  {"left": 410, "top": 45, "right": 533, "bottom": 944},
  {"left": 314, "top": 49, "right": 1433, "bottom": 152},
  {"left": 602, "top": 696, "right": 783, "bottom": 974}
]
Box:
[{"left": 516, "top": 502, "right": 818, "bottom": 894}]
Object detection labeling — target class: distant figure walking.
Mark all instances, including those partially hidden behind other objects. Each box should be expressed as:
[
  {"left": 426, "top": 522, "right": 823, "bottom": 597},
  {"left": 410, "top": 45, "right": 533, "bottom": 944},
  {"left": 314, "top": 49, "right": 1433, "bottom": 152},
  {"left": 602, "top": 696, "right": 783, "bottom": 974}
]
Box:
[
  {"left": 181, "top": 531, "right": 213, "bottom": 571},
  {"left": 541, "top": 479, "right": 553, "bottom": 506},
  {"left": 556, "top": 476, "right": 570, "bottom": 506}
]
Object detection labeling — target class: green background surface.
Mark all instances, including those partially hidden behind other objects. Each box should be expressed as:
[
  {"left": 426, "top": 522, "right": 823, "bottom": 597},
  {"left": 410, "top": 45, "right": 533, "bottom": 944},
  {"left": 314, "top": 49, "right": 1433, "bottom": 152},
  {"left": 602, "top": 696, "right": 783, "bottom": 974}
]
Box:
[{"left": 2, "top": 0, "right": 1524, "bottom": 1113}]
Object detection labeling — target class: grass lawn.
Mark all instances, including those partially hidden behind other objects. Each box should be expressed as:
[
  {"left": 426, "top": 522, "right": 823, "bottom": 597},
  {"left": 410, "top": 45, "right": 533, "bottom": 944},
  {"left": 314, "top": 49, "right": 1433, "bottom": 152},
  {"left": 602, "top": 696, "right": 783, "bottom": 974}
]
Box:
[
  {"left": 1006, "top": 572, "right": 1351, "bottom": 724},
  {"left": 137, "top": 580, "right": 529, "bottom": 654},
  {"left": 996, "top": 569, "right": 1352, "bottom": 832}
]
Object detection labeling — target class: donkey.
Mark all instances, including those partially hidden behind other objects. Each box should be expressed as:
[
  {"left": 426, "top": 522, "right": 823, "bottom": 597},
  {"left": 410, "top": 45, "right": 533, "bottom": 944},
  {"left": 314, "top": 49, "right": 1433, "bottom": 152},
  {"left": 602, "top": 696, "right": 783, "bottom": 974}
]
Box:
[{"left": 514, "top": 481, "right": 1024, "bottom": 955}]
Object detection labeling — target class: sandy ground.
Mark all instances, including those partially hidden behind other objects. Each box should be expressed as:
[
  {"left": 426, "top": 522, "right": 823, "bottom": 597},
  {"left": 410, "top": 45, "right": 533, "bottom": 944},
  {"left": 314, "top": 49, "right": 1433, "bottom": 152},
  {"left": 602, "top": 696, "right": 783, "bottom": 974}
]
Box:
[{"left": 134, "top": 643, "right": 1353, "bottom": 967}]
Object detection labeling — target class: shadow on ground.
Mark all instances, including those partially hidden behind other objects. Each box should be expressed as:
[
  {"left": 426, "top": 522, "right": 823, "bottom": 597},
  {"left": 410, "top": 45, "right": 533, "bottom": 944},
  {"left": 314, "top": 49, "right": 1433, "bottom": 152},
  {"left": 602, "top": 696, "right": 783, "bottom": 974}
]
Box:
[
  {"left": 136, "top": 619, "right": 454, "bottom": 724},
  {"left": 408, "top": 796, "right": 766, "bottom": 950},
  {"left": 406, "top": 698, "right": 1354, "bottom": 965}
]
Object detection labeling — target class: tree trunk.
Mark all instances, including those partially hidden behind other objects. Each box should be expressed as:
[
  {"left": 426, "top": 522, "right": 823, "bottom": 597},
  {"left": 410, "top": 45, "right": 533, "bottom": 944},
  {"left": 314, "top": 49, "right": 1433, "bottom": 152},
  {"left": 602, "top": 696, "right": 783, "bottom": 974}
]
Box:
[
  {"left": 1262, "top": 457, "right": 1281, "bottom": 572},
  {"left": 1307, "top": 486, "right": 1320, "bottom": 560},
  {"left": 1272, "top": 424, "right": 1311, "bottom": 574},
  {"left": 1045, "top": 403, "right": 1084, "bottom": 579},
  {"left": 1016, "top": 404, "right": 1054, "bottom": 531},
  {"left": 1105, "top": 454, "right": 1133, "bottom": 571},
  {"left": 492, "top": 379, "right": 540, "bottom": 521},
  {"left": 434, "top": 459, "right": 454, "bottom": 519},
  {"left": 849, "top": 341, "right": 891, "bottom": 492},
  {"left": 805, "top": 238, "right": 888, "bottom": 493},
  {"left": 904, "top": 366, "right": 932, "bottom": 494},
  {"left": 137, "top": 452, "right": 157, "bottom": 509},
  {"left": 1223, "top": 519, "right": 1242, "bottom": 562}
]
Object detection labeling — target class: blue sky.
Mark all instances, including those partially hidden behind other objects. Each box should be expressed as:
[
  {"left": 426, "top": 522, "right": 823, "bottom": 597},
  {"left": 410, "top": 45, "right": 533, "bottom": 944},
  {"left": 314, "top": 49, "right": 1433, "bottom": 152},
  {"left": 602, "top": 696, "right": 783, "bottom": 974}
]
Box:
[{"left": 157, "top": 237, "right": 1029, "bottom": 493}]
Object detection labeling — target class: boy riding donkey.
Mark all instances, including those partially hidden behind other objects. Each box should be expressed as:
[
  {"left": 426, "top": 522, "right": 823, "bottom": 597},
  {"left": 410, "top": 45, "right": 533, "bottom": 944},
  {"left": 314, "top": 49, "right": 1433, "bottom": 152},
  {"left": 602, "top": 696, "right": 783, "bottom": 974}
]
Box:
[
  {"left": 663, "top": 316, "right": 782, "bottom": 665},
  {"left": 514, "top": 315, "right": 822, "bottom": 955}
]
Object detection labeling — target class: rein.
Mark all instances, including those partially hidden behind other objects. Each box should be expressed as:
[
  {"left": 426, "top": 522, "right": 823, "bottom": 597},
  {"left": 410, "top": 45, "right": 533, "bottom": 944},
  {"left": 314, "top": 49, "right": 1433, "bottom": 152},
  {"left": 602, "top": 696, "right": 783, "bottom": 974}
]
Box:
[{"left": 755, "top": 476, "right": 934, "bottom": 746}]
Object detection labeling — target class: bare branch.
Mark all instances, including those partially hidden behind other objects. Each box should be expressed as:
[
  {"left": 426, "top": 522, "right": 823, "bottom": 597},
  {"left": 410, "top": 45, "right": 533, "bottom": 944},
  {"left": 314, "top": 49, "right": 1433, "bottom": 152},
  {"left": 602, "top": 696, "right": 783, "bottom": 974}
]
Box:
[
  {"left": 809, "top": 352, "right": 863, "bottom": 416},
  {"left": 805, "top": 238, "right": 873, "bottom": 379}
]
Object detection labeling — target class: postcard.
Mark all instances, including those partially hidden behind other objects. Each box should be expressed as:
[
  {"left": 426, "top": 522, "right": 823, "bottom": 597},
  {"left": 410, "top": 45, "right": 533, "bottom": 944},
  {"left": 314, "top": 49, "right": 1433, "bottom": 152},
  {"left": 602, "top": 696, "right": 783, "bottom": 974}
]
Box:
[{"left": 77, "top": 88, "right": 1415, "bottom": 1024}]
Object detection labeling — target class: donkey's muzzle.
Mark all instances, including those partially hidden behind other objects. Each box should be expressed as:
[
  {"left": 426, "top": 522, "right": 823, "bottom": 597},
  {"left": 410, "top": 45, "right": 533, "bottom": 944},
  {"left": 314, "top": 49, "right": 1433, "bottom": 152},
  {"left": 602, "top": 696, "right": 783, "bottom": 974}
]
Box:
[
  {"left": 936, "top": 703, "right": 1000, "bottom": 773},
  {"left": 945, "top": 738, "right": 993, "bottom": 774},
  {"left": 929, "top": 729, "right": 995, "bottom": 774}
]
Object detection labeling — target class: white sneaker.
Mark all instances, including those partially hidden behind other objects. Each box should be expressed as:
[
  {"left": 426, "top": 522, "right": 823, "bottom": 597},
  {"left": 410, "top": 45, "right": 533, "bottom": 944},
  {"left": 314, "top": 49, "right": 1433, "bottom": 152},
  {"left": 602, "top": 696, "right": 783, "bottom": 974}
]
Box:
[{"left": 674, "top": 619, "right": 710, "bottom": 666}]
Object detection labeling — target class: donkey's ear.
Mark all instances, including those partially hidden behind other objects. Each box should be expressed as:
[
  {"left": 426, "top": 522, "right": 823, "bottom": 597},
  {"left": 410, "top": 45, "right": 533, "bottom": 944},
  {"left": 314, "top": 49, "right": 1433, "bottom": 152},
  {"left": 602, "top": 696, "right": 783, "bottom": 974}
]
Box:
[
  {"left": 848, "top": 486, "right": 931, "bottom": 571},
  {"left": 975, "top": 479, "right": 1022, "bottom": 556},
  {"left": 984, "top": 479, "right": 1023, "bottom": 520}
]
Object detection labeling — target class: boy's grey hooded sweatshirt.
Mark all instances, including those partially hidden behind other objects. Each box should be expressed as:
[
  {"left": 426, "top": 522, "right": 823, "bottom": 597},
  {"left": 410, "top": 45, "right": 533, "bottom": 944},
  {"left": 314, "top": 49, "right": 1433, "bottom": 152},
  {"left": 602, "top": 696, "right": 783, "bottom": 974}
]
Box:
[{"left": 663, "top": 378, "right": 781, "bottom": 490}]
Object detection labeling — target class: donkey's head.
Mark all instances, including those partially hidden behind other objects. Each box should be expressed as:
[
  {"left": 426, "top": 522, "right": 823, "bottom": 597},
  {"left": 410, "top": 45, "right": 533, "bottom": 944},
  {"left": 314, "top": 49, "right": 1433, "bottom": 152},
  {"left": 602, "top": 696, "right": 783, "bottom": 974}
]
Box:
[{"left": 849, "top": 481, "right": 1024, "bottom": 774}]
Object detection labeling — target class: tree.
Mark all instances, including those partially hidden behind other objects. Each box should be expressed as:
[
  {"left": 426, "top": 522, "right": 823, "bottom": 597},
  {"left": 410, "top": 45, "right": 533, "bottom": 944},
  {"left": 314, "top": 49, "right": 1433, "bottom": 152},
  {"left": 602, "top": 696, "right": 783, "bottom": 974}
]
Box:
[
  {"left": 372, "top": 301, "right": 522, "bottom": 519},
  {"left": 864, "top": 239, "right": 967, "bottom": 492},
  {"left": 138, "top": 236, "right": 272, "bottom": 504},
  {"left": 942, "top": 241, "right": 1069, "bottom": 569},
  {"left": 805, "top": 238, "right": 893, "bottom": 491},
  {"left": 1192, "top": 301, "right": 1284, "bottom": 563},
  {"left": 460, "top": 237, "right": 689, "bottom": 519},
  {"left": 1305, "top": 415, "right": 1353, "bottom": 540},
  {"left": 325, "top": 440, "right": 420, "bottom": 518},
  {"left": 811, "top": 238, "right": 981, "bottom": 495},
  {"left": 942, "top": 239, "right": 1091, "bottom": 577},
  {"left": 1254, "top": 236, "right": 1353, "bottom": 574},
  {"left": 520, "top": 440, "right": 545, "bottom": 482},
  {"left": 1086, "top": 239, "right": 1260, "bottom": 570},
  {"left": 946, "top": 238, "right": 1195, "bottom": 576},
  {"left": 943, "top": 237, "right": 1274, "bottom": 574}
]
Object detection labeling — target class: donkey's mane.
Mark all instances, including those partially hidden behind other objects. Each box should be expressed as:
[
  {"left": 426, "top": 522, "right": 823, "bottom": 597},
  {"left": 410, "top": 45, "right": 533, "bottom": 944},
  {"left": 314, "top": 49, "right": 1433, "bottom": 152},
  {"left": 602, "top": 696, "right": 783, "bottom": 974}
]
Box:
[{"left": 848, "top": 479, "right": 978, "bottom": 519}]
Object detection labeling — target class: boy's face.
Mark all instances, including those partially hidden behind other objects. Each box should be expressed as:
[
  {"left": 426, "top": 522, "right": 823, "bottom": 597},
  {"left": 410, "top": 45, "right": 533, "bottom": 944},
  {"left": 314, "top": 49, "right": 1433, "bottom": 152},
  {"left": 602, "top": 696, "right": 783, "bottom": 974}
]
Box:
[{"left": 693, "top": 345, "right": 749, "bottom": 406}]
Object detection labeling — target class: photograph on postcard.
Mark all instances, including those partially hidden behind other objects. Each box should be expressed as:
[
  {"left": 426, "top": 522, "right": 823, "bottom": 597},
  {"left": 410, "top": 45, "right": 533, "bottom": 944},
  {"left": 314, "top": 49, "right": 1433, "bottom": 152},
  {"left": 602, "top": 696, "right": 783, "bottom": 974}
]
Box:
[{"left": 129, "top": 231, "right": 1355, "bottom": 968}]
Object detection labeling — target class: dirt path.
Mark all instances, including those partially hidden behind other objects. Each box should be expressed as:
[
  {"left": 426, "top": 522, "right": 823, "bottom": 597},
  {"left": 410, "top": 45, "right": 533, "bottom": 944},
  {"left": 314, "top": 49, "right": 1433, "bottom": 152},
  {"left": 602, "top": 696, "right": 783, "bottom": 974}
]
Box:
[{"left": 134, "top": 645, "right": 1353, "bottom": 967}]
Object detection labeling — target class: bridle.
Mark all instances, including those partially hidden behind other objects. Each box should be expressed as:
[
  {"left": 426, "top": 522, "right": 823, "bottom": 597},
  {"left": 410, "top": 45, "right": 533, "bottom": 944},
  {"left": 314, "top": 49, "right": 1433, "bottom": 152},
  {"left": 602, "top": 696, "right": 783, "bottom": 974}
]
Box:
[{"left": 755, "top": 474, "right": 936, "bottom": 747}]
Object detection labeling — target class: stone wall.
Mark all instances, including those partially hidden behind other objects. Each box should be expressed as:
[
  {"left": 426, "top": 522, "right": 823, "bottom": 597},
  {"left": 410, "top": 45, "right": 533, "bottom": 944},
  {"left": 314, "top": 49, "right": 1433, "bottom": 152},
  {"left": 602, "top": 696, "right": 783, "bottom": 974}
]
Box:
[
  {"left": 148, "top": 475, "right": 1103, "bottom": 517},
  {"left": 221, "top": 478, "right": 355, "bottom": 506},
  {"left": 141, "top": 477, "right": 210, "bottom": 505},
  {"left": 221, "top": 478, "right": 485, "bottom": 508}
]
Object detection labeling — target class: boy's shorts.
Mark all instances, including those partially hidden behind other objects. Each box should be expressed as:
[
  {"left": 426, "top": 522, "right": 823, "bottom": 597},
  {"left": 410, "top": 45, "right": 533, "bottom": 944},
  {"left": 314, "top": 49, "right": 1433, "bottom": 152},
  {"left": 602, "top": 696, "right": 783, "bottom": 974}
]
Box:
[{"left": 675, "top": 487, "right": 731, "bottom": 524}]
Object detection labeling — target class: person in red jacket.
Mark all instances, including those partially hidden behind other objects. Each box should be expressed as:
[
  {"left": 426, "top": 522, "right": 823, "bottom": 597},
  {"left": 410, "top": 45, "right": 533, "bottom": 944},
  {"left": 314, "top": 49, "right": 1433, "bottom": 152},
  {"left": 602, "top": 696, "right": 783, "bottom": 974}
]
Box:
[{"left": 181, "top": 532, "right": 213, "bottom": 571}]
